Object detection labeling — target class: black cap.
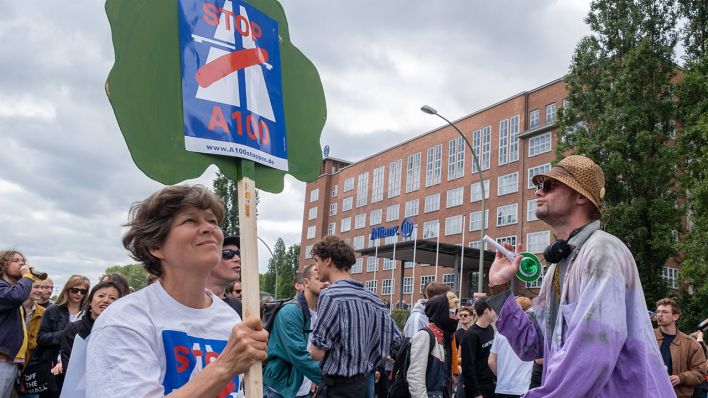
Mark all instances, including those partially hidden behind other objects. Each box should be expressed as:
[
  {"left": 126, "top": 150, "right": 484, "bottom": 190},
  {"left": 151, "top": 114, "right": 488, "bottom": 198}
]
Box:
[{"left": 224, "top": 236, "right": 240, "bottom": 248}]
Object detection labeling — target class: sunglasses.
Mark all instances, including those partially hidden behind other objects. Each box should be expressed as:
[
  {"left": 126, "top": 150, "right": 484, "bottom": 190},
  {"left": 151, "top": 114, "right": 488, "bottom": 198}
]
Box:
[
  {"left": 222, "top": 249, "right": 240, "bottom": 260},
  {"left": 460, "top": 313, "right": 470, "bottom": 318},
  {"left": 69, "top": 287, "right": 88, "bottom": 295},
  {"left": 449, "top": 308, "right": 459, "bottom": 316},
  {"left": 535, "top": 179, "right": 559, "bottom": 193},
  {"left": 233, "top": 289, "right": 242, "bottom": 294}
]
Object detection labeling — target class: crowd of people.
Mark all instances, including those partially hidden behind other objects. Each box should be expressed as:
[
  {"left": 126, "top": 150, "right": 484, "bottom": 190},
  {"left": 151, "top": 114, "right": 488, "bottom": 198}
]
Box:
[{"left": 1, "top": 155, "right": 707, "bottom": 398}]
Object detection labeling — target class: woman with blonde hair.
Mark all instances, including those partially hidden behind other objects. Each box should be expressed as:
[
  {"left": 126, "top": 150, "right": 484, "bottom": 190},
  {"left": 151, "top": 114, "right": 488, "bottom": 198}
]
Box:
[{"left": 36, "top": 275, "right": 90, "bottom": 396}]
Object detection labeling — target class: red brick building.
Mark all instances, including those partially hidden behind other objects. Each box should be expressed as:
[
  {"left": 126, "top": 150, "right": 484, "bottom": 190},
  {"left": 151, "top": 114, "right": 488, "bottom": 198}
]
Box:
[{"left": 298, "top": 77, "right": 680, "bottom": 305}]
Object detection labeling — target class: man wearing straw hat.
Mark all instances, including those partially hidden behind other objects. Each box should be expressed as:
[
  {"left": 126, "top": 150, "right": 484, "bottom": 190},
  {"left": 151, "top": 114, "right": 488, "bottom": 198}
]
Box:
[{"left": 486, "top": 155, "right": 674, "bottom": 397}]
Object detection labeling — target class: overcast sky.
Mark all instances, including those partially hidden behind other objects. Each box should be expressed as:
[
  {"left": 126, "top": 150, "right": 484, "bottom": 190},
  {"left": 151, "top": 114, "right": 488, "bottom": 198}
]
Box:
[{"left": 0, "top": 0, "right": 592, "bottom": 292}]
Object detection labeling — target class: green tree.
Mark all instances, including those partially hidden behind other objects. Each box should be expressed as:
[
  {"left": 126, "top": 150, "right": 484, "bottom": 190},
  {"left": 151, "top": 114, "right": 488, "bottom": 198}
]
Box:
[
  {"left": 556, "top": 0, "right": 682, "bottom": 305},
  {"left": 676, "top": 0, "right": 708, "bottom": 331},
  {"left": 213, "top": 171, "right": 239, "bottom": 236},
  {"left": 104, "top": 263, "right": 148, "bottom": 291}
]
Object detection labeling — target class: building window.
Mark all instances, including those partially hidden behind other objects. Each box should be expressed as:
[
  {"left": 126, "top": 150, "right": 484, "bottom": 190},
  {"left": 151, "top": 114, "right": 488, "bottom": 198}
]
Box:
[
  {"left": 497, "top": 235, "right": 517, "bottom": 247},
  {"left": 342, "top": 197, "right": 353, "bottom": 212},
  {"left": 546, "top": 103, "right": 557, "bottom": 125},
  {"left": 526, "top": 230, "right": 550, "bottom": 254},
  {"left": 305, "top": 245, "right": 313, "bottom": 259},
  {"left": 472, "top": 126, "right": 491, "bottom": 172},
  {"left": 327, "top": 222, "right": 336, "bottom": 235},
  {"left": 529, "top": 109, "right": 540, "bottom": 129},
  {"left": 371, "top": 166, "right": 385, "bottom": 203},
  {"left": 498, "top": 172, "right": 519, "bottom": 196},
  {"left": 510, "top": 115, "right": 520, "bottom": 162},
  {"left": 386, "top": 204, "right": 400, "bottom": 222},
  {"left": 341, "top": 217, "right": 352, "bottom": 232},
  {"left": 404, "top": 261, "right": 415, "bottom": 269},
  {"left": 526, "top": 265, "right": 547, "bottom": 288},
  {"left": 424, "top": 193, "right": 441, "bottom": 213},
  {"left": 352, "top": 258, "right": 363, "bottom": 274},
  {"left": 388, "top": 159, "right": 402, "bottom": 198},
  {"left": 368, "top": 238, "right": 380, "bottom": 248},
  {"left": 425, "top": 144, "right": 443, "bottom": 187},
  {"left": 443, "top": 273, "right": 456, "bottom": 290},
  {"left": 308, "top": 207, "right": 317, "bottom": 220},
  {"left": 366, "top": 257, "right": 378, "bottom": 272},
  {"left": 471, "top": 180, "right": 490, "bottom": 202},
  {"left": 497, "top": 204, "right": 518, "bottom": 226},
  {"left": 405, "top": 199, "right": 419, "bottom": 217},
  {"left": 353, "top": 236, "right": 365, "bottom": 250},
  {"left": 383, "top": 258, "right": 396, "bottom": 271},
  {"left": 420, "top": 275, "right": 436, "bottom": 292},
  {"left": 662, "top": 267, "right": 679, "bottom": 289},
  {"left": 448, "top": 137, "right": 465, "bottom": 180},
  {"left": 469, "top": 240, "right": 489, "bottom": 250},
  {"left": 446, "top": 187, "right": 464, "bottom": 208},
  {"left": 498, "top": 119, "right": 509, "bottom": 165},
  {"left": 331, "top": 185, "right": 338, "bottom": 197},
  {"left": 365, "top": 280, "right": 377, "bottom": 294},
  {"left": 370, "top": 209, "right": 383, "bottom": 225},
  {"left": 529, "top": 132, "right": 552, "bottom": 157},
  {"left": 382, "top": 279, "right": 394, "bottom": 295},
  {"left": 403, "top": 277, "right": 413, "bottom": 294},
  {"left": 329, "top": 203, "right": 337, "bottom": 216},
  {"left": 406, "top": 152, "right": 421, "bottom": 193},
  {"left": 469, "top": 210, "right": 489, "bottom": 231},
  {"left": 306, "top": 225, "right": 316, "bottom": 239},
  {"left": 355, "top": 213, "right": 366, "bottom": 229},
  {"left": 356, "top": 172, "right": 369, "bottom": 208},
  {"left": 423, "top": 220, "right": 440, "bottom": 239},
  {"left": 445, "top": 215, "right": 463, "bottom": 236},
  {"left": 528, "top": 199, "right": 539, "bottom": 221},
  {"left": 384, "top": 235, "right": 398, "bottom": 245},
  {"left": 343, "top": 177, "right": 354, "bottom": 192},
  {"left": 309, "top": 189, "right": 319, "bottom": 202},
  {"left": 528, "top": 163, "right": 551, "bottom": 189}
]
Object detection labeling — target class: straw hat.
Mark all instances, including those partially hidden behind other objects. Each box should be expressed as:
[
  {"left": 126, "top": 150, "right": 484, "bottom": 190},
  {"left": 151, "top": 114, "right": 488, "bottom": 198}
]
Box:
[{"left": 532, "top": 155, "right": 605, "bottom": 213}]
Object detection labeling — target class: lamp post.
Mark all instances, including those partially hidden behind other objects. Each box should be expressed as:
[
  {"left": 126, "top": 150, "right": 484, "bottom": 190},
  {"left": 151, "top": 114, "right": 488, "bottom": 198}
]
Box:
[
  {"left": 421, "top": 105, "right": 486, "bottom": 294},
  {"left": 257, "top": 235, "right": 276, "bottom": 298}
]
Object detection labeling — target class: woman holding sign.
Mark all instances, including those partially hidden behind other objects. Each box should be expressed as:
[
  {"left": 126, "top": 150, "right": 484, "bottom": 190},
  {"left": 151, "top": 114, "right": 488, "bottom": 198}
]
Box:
[{"left": 85, "top": 185, "right": 268, "bottom": 397}]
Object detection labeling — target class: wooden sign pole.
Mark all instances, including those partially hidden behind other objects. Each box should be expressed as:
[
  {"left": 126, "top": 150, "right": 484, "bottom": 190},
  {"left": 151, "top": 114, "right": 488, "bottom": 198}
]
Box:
[{"left": 237, "top": 176, "right": 263, "bottom": 398}]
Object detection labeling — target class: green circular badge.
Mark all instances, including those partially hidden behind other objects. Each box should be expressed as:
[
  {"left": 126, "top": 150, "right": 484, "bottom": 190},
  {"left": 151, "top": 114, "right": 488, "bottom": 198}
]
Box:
[{"left": 516, "top": 252, "right": 543, "bottom": 283}]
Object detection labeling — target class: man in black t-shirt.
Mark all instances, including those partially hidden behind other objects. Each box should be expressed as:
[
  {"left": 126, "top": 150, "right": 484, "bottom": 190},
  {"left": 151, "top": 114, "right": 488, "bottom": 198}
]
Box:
[{"left": 461, "top": 298, "right": 497, "bottom": 398}]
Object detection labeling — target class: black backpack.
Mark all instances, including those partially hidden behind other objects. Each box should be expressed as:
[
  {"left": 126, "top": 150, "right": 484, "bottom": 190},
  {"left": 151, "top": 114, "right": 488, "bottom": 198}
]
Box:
[
  {"left": 388, "top": 328, "right": 436, "bottom": 398},
  {"left": 261, "top": 296, "right": 312, "bottom": 333}
]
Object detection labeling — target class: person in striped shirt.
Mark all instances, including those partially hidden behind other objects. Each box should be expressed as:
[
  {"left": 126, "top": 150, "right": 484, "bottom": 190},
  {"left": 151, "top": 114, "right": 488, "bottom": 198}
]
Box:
[{"left": 309, "top": 236, "right": 402, "bottom": 398}]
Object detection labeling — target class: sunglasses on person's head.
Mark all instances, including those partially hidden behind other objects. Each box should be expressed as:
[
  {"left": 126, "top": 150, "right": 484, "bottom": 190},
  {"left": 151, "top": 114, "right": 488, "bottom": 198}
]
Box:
[
  {"left": 69, "top": 287, "right": 88, "bottom": 295},
  {"left": 536, "top": 179, "right": 559, "bottom": 193},
  {"left": 222, "top": 249, "right": 240, "bottom": 259}
]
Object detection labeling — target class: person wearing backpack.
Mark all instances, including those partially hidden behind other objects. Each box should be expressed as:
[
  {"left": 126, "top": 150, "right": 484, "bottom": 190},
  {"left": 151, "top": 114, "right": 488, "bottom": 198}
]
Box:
[
  {"left": 407, "top": 293, "right": 461, "bottom": 398},
  {"left": 264, "top": 263, "right": 327, "bottom": 398}
]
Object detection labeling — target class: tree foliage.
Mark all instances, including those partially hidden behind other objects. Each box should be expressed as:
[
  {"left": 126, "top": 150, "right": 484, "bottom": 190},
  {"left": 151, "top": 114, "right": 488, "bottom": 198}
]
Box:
[
  {"left": 260, "top": 239, "right": 300, "bottom": 299},
  {"left": 676, "top": 0, "right": 708, "bottom": 331},
  {"left": 213, "top": 171, "right": 240, "bottom": 237},
  {"left": 556, "top": 0, "right": 682, "bottom": 306},
  {"left": 104, "top": 263, "right": 148, "bottom": 291}
]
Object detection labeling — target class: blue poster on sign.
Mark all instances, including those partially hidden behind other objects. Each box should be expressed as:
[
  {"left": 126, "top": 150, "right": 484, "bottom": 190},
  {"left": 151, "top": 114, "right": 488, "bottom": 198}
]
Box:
[{"left": 178, "top": 0, "right": 288, "bottom": 171}]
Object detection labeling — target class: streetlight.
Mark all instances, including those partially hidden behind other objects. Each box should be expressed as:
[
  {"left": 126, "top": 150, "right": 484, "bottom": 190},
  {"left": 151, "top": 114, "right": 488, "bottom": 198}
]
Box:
[
  {"left": 257, "top": 235, "right": 276, "bottom": 298},
  {"left": 421, "top": 105, "right": 486, "bottom": 294}
]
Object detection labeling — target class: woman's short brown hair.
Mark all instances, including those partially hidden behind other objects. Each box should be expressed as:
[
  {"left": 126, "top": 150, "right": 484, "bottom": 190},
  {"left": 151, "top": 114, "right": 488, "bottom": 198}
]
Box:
[{"left": 122, "top": 185, "right": 225, "bottom": 277}]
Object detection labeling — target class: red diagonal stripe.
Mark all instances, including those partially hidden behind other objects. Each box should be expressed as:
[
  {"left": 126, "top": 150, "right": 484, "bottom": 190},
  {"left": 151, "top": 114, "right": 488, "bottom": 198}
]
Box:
[{"left": 195, "top": 48, "right": 269, "bottom": 88}]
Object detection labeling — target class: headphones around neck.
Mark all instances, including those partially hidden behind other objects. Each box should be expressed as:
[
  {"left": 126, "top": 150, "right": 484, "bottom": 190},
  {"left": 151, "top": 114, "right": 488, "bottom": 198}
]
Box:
[{"left": 542, "top": 226, "right": 585, "bottom": 264}]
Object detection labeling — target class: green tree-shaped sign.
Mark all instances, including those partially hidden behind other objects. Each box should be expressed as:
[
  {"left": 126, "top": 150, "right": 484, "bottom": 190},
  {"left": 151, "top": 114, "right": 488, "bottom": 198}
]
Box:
[{"left": 105, "top": 0, "right": 325, "bottom": 192}]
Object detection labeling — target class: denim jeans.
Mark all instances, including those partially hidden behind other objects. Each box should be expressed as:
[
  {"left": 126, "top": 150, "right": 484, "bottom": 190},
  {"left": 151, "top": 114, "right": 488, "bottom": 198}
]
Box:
[{"left": 0, "top": 362, "right": 19, "bottom": 398}]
